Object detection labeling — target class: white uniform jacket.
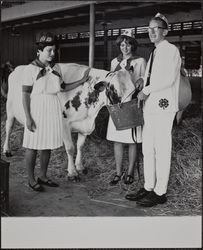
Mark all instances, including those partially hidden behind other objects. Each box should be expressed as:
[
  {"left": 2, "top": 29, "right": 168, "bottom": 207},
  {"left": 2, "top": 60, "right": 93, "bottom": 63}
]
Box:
[
  {"left": 111, "top": 56, "right": 146, "bottom": 86},
  {"left": 142, "top": 40, "right": 181, "bottom": 114}
]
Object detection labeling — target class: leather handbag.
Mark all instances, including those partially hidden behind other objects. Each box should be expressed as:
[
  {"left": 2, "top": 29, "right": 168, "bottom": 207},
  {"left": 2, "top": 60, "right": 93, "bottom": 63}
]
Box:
[{"left": 107, "top": 98, "right": 144, "bottom": 130}]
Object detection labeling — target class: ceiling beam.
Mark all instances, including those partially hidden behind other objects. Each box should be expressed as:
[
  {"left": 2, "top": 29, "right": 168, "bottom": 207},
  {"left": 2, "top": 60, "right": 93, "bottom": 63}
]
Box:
[
  {"left": 1, "top": 0, "right": 97, "bottom": 22},
  {"left": 1, "top": 1, "right": 201, "bottom": 30}
]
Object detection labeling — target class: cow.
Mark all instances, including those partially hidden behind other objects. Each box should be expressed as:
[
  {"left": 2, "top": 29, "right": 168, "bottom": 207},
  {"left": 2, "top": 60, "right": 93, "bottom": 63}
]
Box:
[{"left": 3, "top": 63, "right": 138, "bottom": 180}]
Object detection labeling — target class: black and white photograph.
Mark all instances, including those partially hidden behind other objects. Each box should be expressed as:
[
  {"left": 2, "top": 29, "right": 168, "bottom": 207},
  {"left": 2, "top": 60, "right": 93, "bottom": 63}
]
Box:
[{"left": 1, "top": 0, "right": 202, "bottom": 248}]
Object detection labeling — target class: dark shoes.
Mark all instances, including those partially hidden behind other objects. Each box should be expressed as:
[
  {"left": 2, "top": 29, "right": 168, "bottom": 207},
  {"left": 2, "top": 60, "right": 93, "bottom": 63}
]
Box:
[
  {"left": 37, "top": 178, "right": 59, "bottom": 187},
  {"left": 29, "top": 182, "right": 44, "bottom": 192},
  {"left": 136, "top": 191, "right": 167, "bottom": 207},
  {"left": 109, "top": 175, "right": 122, "bottom": 185},
  {"left": 110, "top": 172, "right": 134, "bottom": 186},
  {"left": 125, "top": 187, "right": 151, "bottom": 201},
  {"left": 124, "top": 174, "right": 134, "bottom": 185},
  {"left": 28, "top": 178, "right": 59, "bottom": 191},
  {"left": 110, "top": 172, "right": 134, "bottom": 185}
]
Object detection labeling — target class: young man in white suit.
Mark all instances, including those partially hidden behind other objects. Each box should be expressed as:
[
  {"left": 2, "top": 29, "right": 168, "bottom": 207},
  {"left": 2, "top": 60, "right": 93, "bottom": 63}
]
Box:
[{"left": 125, "top": 13, "right": 181, "bottom": 207}]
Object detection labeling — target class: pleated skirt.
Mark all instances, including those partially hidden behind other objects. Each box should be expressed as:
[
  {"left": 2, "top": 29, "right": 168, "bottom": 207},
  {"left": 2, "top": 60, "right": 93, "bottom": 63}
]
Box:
[
  {"left": 106, "top": 116, "right": 142, "bottom": 144},
  {"left": 23, "top": 94, "right": 63, "bottom": 150}
]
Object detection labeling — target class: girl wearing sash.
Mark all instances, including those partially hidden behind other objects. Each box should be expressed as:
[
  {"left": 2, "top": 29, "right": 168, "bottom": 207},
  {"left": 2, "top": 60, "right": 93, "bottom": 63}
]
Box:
[
  {"left": 22, "top": 32, "right": 63, "bottom": 191},
  {"left": 107, "top": 31, "right": 146, "bottom": 185}
]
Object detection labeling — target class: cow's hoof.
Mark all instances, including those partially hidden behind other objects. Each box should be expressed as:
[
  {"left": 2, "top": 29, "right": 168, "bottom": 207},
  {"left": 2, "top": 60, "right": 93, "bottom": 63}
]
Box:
[
  {"left": 77, "top": 168, "right": 88, "bottom": 175},
  {"left": 68, "top": 175, "right": 81, "bottom": 182},
  {"left": 5, "top": 151, "right": 12, "bottom": 157},
  {"left": 82, "top": 168, "right": 88, "bottom": 175},
  {"left": 74, "top": 175, "right": 81, "bottom": 182}
]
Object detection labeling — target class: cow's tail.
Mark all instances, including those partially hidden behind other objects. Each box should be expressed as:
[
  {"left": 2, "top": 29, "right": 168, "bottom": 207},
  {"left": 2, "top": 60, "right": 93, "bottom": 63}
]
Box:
[
  {"left": 1, "top": 79, "right": 8, "bottom": 98},
  {"left": 1, "top": 67, "right": 14, "bottom": 99}
]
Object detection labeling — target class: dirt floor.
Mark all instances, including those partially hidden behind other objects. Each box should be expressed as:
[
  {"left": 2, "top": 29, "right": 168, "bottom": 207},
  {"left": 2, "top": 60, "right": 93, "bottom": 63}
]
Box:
[
  {"left": 3, "top": 153, "right": 148, "bottom": 217},
  {"left": 1, "top": 143, "right": 153, "bottom": 217},
  {"left": 1, "top": 135, "right": 190, "bottom": 217}
]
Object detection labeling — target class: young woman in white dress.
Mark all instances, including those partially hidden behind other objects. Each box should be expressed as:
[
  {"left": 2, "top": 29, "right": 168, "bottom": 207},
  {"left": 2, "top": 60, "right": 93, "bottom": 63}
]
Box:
[
  {"left": 22, "top": 32, "right": 63, "bottom": 191},
  {"left": 107, "top": 31, "right": 146, "bottom": 185}
]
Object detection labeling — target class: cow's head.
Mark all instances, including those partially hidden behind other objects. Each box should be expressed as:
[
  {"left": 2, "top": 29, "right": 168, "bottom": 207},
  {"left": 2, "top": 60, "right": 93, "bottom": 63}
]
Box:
[{"left": 94, "top": 68, "right": 136, "bottom": 105}]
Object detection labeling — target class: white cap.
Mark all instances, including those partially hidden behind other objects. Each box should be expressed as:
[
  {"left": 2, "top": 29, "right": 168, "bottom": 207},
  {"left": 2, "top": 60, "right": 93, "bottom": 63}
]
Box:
[
  {"left": 121, "top": 29, "right": 135, "bottom": 38},
  {"left": 155, "top": 13, "right": 169, "bottom": 29}
]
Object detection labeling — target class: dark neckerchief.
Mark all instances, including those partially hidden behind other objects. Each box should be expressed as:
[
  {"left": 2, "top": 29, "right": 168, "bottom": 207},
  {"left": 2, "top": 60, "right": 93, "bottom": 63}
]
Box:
[
  {"left": 31, "top": 58, "right": 61, "bottom": 80},
  {"left": 114, "top": 54, "right": 140, "bottom": 72}
]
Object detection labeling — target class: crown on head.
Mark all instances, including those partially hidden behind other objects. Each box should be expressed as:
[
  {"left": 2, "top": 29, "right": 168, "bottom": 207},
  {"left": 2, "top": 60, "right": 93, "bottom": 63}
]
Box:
[
  {"left": 37, "top": 32, "right": 56, "bottom": 44},
  {"left": 122, "top": 29, "right": 134, "bottom": 38},
  {"left": 155, "top": 13, "right": 169, "bottom": 29}
]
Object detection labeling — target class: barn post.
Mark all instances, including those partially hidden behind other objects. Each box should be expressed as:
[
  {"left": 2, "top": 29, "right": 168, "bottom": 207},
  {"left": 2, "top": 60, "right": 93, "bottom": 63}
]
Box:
[
  {"left": 89, "top": 3, "right": 95, "bottom": 68},
  {"left": 201, "top": 40, "right": 203, "bottom": 93},
  {"left": 101, "top": 11, "right": 108, "bottom": 70},
  {"left": 102, "top": 21, "right": 108, "bottom": 70}
]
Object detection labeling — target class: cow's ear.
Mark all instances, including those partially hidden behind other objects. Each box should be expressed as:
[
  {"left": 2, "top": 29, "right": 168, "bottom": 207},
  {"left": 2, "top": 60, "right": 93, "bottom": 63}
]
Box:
[
  {"left": 129, "top": 66, "right": 134, "bottom": 73},
  {"left": 94, "top": 81, "right": 107, "bottom": 92}
]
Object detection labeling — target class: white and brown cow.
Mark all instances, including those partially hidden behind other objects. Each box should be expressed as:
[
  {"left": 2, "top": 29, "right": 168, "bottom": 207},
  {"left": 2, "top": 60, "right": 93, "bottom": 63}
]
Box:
[{"left": 3, "top": 63, "right": 136, "bottom": 180}]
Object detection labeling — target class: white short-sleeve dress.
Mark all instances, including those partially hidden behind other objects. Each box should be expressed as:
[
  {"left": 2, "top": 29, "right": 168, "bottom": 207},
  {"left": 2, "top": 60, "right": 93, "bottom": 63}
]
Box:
[
  {"left": 22, "top": 63, "right": 63, "bottom": 150},
  {"left": 106, "top": 55, "right": 146, "bottom": 144}
]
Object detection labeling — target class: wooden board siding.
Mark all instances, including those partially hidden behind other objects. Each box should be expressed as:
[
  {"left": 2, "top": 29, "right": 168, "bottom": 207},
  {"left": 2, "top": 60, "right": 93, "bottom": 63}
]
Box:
[{"left": 1, "top": 29, "right": 36, "bottom": 67}]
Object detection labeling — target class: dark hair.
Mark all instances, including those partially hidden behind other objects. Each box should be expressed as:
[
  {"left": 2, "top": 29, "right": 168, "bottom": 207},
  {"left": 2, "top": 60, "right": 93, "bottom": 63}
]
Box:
[
  {"left": 150, "top": 17, "right": 168, "bottom": 29},
  {"left": 36, "top": 42, "right": 57, "bottom": 52},
  {"left": 116, "top": 35, "right": 138, "bottom": 53}
]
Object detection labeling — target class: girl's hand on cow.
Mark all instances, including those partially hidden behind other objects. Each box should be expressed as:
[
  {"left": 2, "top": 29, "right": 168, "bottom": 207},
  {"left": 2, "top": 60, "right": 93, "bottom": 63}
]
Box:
[{"left": 26, "top": 117, "right": 36, "bottom": 132}]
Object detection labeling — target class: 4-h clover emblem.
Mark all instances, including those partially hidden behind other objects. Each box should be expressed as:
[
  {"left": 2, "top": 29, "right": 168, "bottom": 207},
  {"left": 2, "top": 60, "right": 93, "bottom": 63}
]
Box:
[{"left": 158, "top": 98, "right": 169, "bottom": 109}]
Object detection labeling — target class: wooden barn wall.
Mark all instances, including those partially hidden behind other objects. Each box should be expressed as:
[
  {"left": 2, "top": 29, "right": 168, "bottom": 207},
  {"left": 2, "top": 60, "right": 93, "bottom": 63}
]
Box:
[
  {"left": 58, "top": 40, "right": 151, "bottom": 70},
  {"left": 2, "top": 28, "right": 36, "bottom": 67}
]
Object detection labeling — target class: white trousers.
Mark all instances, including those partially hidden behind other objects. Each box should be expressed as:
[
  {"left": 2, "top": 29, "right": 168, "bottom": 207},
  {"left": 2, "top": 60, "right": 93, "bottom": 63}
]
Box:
[{"left": 142, "top": 112, "right": 175, "bottom": 195}]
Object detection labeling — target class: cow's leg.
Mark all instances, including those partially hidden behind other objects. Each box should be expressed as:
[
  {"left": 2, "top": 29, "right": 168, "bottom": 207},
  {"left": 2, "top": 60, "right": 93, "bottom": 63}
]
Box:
[
  {"left": 75, "top": 133, "right": 88, "bottom": 175},
  {"left": 62, "top": 122, "right": 79, "bottom": 180},
  {"left": 3, "top": 117, "right": 15, "bottom": 157},
  {"left": 3, "top": 100, "right": 15, "bottom": 157}
]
